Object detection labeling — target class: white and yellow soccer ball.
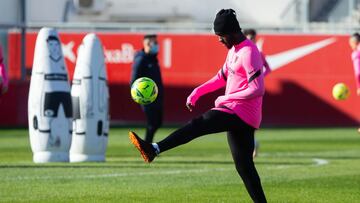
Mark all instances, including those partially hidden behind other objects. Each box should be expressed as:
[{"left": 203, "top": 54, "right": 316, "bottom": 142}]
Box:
[
  {"left": 332, "top": 83, "right": 350, "bottom": 100},
  {"left": 131, "top": 77, "right": 158, "bottom": 105}
]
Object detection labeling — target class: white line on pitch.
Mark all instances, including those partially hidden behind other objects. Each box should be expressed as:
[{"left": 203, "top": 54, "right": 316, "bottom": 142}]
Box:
[
  {"left": 265, "top": 157, "right": 329, "bottom": 170},
  {"left": 312, "top": 158, "right": 329, "bottom": 166}
]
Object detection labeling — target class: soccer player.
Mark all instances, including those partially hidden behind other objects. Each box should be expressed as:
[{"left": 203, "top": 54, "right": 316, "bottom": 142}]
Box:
[
  {"left": 243, "top": 28, "right": 272, "bottom": 157},
  {"left": 130, "top": 34, "right": 164, "bottom": 143},
  {"left": 129, "top": 9, "right": 267, "bottom": 202},
  {"left": 349, "top": 33, "right": 360, "bottom": 133},
  {"left": 0, "top": 44, "right": 8, "bottom": 96}
]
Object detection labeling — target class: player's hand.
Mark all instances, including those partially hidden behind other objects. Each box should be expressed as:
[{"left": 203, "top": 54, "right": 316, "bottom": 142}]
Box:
[
  {"left": 186, "top": 92, "right": 198, "bottom": 112},
  {"left": 357, "top": 88, "right": 360, "bottom": 96},
  {"left": 186, "top": 103, "right": 194, "bottom": 112}
]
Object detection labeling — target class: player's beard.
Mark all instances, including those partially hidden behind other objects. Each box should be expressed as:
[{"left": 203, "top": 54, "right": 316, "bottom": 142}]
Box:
[
  {"left": 223, "top": 36, "right": 235, "bottom": 49},
  {"left": 220, "top": 40, "right": 232, "bottom": 49},
  {"left": 225, "top": 43, "right": 232, "bottom": 49}
]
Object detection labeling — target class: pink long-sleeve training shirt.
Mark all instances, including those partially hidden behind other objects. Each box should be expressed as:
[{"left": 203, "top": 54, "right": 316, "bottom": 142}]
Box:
[
  {"left": 187, "top": 39, "right": 265, "bottom": 129},
  {"left": 351, "top": 45, "right": 360, "bottom": 90}
]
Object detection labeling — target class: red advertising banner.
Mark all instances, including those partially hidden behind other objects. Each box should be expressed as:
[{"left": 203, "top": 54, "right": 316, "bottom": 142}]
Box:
[
  {"left": 3, "top": 31, "right": 360, "bottom": 126},
  {"left": 8, "top": 32, "right": 227, "bottom": 86}
]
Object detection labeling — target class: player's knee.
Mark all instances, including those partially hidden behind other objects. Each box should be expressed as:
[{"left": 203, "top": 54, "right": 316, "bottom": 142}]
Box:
[
  {"left": 235, "top": 159, "right": 255, "bottom": 172},
  {"left": 188, "top": 115, "right": 205, "bottom": 127},
  {"left": 147, "top": 124, "right": 158, "bottom": 133},
  {"left": 151, "top": 119, "right": 162, "bottom": 130}
]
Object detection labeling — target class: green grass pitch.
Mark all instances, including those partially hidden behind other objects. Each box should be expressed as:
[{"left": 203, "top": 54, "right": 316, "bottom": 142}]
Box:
[{"left": 0, "top": 127, "right": 359, "bottom": 202}]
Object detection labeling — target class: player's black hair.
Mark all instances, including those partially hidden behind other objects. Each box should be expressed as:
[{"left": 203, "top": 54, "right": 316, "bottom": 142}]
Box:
[
  {"left": 243, "top": 29, "right": 257, "bottom": 37},
  {"left": 144, "top": 34, "right": 157, "bottom": 40},
  {"left": 351, "top": 32, "right": 360, "bottom": 42},
  {"left": 213, "top": 8, "right": 241, "bottom": 35}
]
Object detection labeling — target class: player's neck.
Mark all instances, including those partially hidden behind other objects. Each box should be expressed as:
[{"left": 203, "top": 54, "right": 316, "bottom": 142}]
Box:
[{"left": 234, "top": 34, "right": 246, "bottom": 46}]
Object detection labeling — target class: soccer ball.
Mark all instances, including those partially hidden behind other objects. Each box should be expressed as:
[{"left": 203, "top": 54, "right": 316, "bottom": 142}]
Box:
[
  {"left": 131, "top": 77, "right": 158, "bottom": 105},
  {"left": 332, "top": 83, "right": 349, "bottom": 100}
]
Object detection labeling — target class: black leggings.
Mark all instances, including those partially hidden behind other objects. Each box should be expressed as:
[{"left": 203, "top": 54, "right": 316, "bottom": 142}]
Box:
[{"left": 157, "top": 110, "right": 267, "bottom": 203}]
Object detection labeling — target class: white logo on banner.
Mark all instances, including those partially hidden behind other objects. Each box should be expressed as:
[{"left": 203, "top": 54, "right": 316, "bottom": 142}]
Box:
[
  {"left": 261, "top": 38, "right": 337, "bottom": 71},
  {"left": 104, "top": 43, "right": 135, "bottom": 64},
  {"left": 163, "top": 38, "right": 172, "bottom": 68},
  {"left": 61, "top": 41, "right": 76, "bottom": 63},
  {"left": 62, "top": 42, "right": 136, "bottom": 64},
  {"left": 62, "top": 40, "right": 173, "bottom": 66}
]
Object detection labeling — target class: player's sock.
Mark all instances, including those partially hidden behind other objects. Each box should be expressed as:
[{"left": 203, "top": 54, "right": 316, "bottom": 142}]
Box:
[{"left": 152, "top": 143, "right": 160, "bottom": 155}]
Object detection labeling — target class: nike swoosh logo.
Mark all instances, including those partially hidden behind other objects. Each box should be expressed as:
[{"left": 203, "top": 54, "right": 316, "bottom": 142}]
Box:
[{"left": 263, "top": 37, "right": 337, "bottom": 71}]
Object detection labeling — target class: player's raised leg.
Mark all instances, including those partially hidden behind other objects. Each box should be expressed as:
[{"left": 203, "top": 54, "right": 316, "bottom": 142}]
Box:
[{"left": 129, "top": 110, "right": 238, "bottom": 162}]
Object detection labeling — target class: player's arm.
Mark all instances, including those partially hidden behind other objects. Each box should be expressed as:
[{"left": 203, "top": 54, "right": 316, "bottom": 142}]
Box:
[
  {"left": 186, "top": 65, "right": 227, "bottom": 111},
  {"left": 262, "top": 53, "right": 272, "bottom": 77},
  {"left": 130, "top": 53, "right": 143, "bottom": 86}
]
